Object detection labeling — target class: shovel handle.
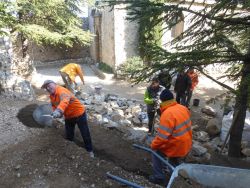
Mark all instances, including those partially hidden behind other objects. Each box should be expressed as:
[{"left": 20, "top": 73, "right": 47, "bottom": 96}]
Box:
[{"left": 133, "top": 144, "right": 175, "bottom": 172}]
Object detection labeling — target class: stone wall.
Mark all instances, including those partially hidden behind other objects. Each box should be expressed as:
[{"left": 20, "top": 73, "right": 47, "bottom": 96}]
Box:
[
  {"left": 100, "top": 6, "right": 116, "bottom": 69},
  {"left": 0, "top": 35, "right": 35, "bottom": 101},
  {"left": 89, "top": 5, "right": 139, "bottom": 71},
  {"left": 27, "top": 42, "right": 90, "bottom": 63},
  {"left": 114, "top": 5, "right": 139, "bottom": 70}
]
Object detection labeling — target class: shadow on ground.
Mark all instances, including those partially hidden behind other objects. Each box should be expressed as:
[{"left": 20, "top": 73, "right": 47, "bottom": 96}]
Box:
[{"left": 17, "top": 104, "right": 44, "bottom": 128}]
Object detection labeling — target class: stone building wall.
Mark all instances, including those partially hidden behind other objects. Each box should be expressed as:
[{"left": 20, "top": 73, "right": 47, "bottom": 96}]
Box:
[
  {"left": 89, "top": 5, "right": 139, "bottom": 71},
  {"left": 114, "top": 5, "right": 139, "bottom": 69},
  {"left": 100, "top": 6, "right": 116, "bottom": 69}
]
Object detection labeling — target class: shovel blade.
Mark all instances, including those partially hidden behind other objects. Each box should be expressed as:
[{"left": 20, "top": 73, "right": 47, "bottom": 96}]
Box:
[{"left": 33, "top": 104, "right": 53, "bottom": 127}]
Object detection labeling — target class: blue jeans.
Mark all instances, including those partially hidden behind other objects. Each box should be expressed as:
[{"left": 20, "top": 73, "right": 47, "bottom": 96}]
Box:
[{"left": 65, "top": 112, "right": 93, "bottom": 152}]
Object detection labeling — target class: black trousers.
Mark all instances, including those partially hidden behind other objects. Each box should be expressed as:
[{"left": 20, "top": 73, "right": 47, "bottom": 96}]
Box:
[{"left": 65, "top": 112, "right": 93, "bottom": 152}]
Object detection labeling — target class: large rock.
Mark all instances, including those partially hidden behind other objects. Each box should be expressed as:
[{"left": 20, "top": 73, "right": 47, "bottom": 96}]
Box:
[
  {"left": 195, "top": 131, "right": 209, "bottom": 142},
  {"left": 111, "top": 113, "right": 123, "bottom": 122},
  {"left": 105, "top": 94, "right": 118, "bottom": 101},
  {"left": 191, "top": 142, "right": 208, "bottom": 156},
  {"left": 105, "top": 120, "right": 119, "bottom": 128},
  {"left": 186, "top": 152, "right": 211, "bottom": 164},
  {"left": 202, "top": 142, "right": 218, "bottom": 152},
  {"left": 109, "top": 101, "right": 119, "bottom": 108},
  {"left": 211, "top": 137, "right": 223, "bottom": 147},
  {"left": 132, "top": 117, "right": 141, "bottom": 126},
  {"left": 117, "top": 98, "right": 128, "bottom": 107},
  {"left": 92, "top": 94, "right": 105, "bottom": 103},
  {"left": 206, "top": 118, "right": 221, "bottom": 136},
  {"left": 131, "top": 105, "right": 141, "bottom": 116},
  {"left": 242, "top": 148, "right": 250, "bottom": 157},
  {"left": 94, "top": 114, "right": 103, "bottom": 124},
  {"left": 201, "top": 106, "right": 217, "bottom": 117},
  {"left": 119, "top": 119, "right": 132, "bottom": 127},
  {"left": 93, "top": 103, "right": 108, "bottom": 114},
  {"left": 0, "top": 72, "right": 35, "bottom": 101},
  {"left": 241, "top": 141, "right": 250, "bottom": 149}
]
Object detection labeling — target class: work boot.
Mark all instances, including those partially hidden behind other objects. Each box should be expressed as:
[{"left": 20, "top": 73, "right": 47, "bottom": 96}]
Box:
[{"left": 89, "top": 151, "right": 95, "bottom": 158}]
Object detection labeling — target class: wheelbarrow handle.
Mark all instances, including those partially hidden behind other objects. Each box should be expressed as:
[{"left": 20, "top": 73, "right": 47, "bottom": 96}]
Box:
[
  {"left": 133, "top": 144, "right": 175, "bottom": 172},
  {"left": 106, "top": 172, "right": 144, "bottom": 188}
]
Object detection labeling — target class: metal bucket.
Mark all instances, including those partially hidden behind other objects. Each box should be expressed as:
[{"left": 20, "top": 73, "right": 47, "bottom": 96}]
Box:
[{"left": 193, "top": 98, "right": 200, "bottom": 106}]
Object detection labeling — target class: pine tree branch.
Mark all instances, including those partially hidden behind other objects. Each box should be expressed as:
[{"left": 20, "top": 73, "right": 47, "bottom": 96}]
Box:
[{"left": 198, "top": 68, "right": 236, "bottom": 93}]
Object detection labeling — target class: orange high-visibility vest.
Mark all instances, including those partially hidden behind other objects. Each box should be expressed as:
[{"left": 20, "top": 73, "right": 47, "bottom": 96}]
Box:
[
  {"left": 151, "top": 100, "right": 192, "bottom": 157},
  {"left": 50, "top": 85, "right": 85, "bottom": 119},
  {"left": 60, "top": 63, "right": 84, "bottom": 82}
]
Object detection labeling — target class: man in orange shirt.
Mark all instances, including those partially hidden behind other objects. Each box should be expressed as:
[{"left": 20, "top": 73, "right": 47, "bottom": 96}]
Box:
[
  {"left": 149, "top": 89, "right": 192, "bottom": 185},
  {"left": 41, "top": 80, "right": 94, "bottom": 158},
  {"left": 186, "top": 68, "right": 199, "bottom": 107},
  {"left": 59, "top": 63, "right": 85, "bottom": 94}
]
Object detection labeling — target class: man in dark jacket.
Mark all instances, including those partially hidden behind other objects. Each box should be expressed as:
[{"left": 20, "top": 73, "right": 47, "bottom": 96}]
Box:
[
  {"left": 174, "top": 70, "right": 192, "bottom": 106},
  {"left": 144, "top": 77, "right": 165, "bottom": 135}
]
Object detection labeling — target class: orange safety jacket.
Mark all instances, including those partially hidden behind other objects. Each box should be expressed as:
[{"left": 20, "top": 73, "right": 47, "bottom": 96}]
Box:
[
  {"left": 60, "top": 63, "right": 84, "bottom": 83},
  {"left": 187, "top": 72, "right": 199, "bottom": 90},
  {"left": 151, "top": 100, "right": 192, "bottom": 157},
  {"left": 50, "top": 85, "right": 85, "bottom": 119}
]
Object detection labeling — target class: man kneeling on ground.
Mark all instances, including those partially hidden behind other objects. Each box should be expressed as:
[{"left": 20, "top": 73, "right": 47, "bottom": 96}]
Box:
[
  {"left": 41, "top": 80, "right": 94, "bottom": 158},
  {"left": 149, "top": 89, "right": 192, "bottom": 185}
]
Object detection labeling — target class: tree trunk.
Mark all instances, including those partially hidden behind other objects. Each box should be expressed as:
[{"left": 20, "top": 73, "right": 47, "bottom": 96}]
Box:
[{"left": 228, "top": 61, "right": 250, "bottom": 157}]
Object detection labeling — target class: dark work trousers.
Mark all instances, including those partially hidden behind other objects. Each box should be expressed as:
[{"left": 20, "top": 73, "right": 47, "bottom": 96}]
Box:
[
  {"left": 59, "top": 71, "right": 76, "bottom": 93},
  {"left": 152, "top": 151, "right": 183, "bottom": 181},
  {"left": 147, "top": 111, "right": 156, "bottom": 134},
  {"left": 176, "top": 92, "right": 187, "bottom": 106},
  {"left": 186, "top": 90, "right": 193, "bottom": 107},
  {"left": 65, "top": 112, "right": 93, "bottom": 152}
]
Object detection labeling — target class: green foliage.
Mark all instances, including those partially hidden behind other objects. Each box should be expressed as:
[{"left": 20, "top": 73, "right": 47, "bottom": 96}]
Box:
[
  {"left": 138, "top": 0, "right": 163, "bottom": 61},
  {"left": 0, "top": 1, "right": 16, "bottom": 35},
  {"left": 98, "top": 62, "right": 113, "bottom": 73},
  {"left": 1, "top": 0, "right": 93, "bottom": 47},
  {"left": 105, "top": 0, "right": 249, "bottom": 86},
  {"left": 117, "top": 56, "right": 147, "bottom": 82},
  {"left": 105, "top": 0, "right": 250, "bottom": 157}
]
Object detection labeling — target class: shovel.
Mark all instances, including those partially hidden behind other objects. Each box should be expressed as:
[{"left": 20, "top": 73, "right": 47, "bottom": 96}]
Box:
[{"left": 33, "top": 104, "right": 54, "bottom": 127}]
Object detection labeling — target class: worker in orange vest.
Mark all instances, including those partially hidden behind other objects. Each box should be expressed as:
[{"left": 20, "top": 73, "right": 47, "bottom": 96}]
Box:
[
  {"left": 41, "top": 80, "right": 94, "bottom": 158},
  {"left": 186, "top": 68, "right": 199, "bottom": 107},
  {"left": 59, "top": 63, "right": 85, "bottom": 94},
  {"left": 149, "top": 89, "right": 192, "bottom": 185}
]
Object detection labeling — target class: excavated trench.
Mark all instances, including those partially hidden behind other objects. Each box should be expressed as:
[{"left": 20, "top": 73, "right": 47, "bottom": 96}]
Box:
[{"left": 16, "top": 104, "right": 154, "bottom": 181}]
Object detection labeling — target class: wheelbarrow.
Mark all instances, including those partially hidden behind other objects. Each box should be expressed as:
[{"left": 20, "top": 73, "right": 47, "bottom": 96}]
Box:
[{"left": 107, "top": 144, "right": 250, "bottom": 188}]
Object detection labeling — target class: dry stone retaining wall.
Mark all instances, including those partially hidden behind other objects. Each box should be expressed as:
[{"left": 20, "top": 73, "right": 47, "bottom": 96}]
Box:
[{"left": 0, "top": 35, "right": 35, "bottom": 101}]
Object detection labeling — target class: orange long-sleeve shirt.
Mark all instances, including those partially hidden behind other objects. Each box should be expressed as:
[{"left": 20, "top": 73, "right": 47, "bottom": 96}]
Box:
[{"left": 50, "top": 85, "right": 85, "bottom": 119}]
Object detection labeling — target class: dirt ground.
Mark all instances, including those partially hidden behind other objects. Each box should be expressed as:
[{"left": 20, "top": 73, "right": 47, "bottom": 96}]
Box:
[{"left": 0, "top": 95, "right": 161, "bottom": 188}]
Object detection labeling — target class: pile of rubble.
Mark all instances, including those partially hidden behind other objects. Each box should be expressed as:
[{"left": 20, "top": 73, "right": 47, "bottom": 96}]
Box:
[
  {"left": 79, "top": 91, "right": 150, "bottom": 141},
  {"left": 78, "top": 90, "right": 250, "bottom": 163}
]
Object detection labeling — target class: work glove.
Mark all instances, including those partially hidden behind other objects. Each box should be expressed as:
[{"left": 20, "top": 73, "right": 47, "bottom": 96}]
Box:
[{"left": 51, "top": 109, "right": 62, "bottom": 118}]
